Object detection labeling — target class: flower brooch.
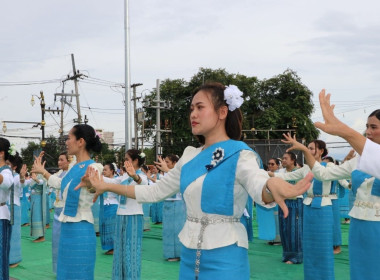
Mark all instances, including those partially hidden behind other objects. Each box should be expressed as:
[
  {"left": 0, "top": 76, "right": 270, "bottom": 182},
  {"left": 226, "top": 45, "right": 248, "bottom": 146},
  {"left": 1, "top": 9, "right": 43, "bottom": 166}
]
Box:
[{"left": 205, "top": 147, "right": 224, "bottom": 171}]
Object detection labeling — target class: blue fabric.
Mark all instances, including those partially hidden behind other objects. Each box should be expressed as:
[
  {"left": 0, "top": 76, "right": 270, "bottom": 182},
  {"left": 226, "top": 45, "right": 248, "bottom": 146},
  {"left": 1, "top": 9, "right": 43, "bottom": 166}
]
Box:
[
  {"left": 52, "top": 207, "right": 63, "bottom": 275},
  {"left": 163, "top": 200, "right": 186, "bottom": 259},
  {"left": 310, "top": 162, "right": 327, "bottom": 208},
  {"left": 100, "top": 204, "right": 117, "bottom": 250},
  {"left": 349, "top": 218, "right": 380, "bottom": 280},
  {"left": 120, "top": 170, "right": 142, "bottom": 205},
  {"left": 278, "top": 198, "right": 303, "bottom": 263},
  {"left": 339, "top": 188, "right": 350, "bottom": 219},
  {"left": 256, "top": 204, "right": 276, "bottom": 240},
  {"left": 242, "top": 197, "right": 254, "bottom": 242},
  {"left": 8, "top": 204, "right": 21, "bottom": 265},
  {"left": 151, "top": 201, "right": 163, "bottom": 223},
  {"left": 30, "top": 192, "right": 44, "bottom": 237},
  {"left": 180, "top": 140, "right": 252, "bottom": 216},
  {"left": 179, "top": 244, "right": 249, "bottom": 280},
  {"left": 303, "top": 204, "right": 334, "bottom": 280},
  {"left": 332, "top": 198, "right": 342, "bottom": 246},
  {"left": 351, "top": 169, "right": 372, "bottom": 196},
  {"left": 91, "top": 197, "right": 100, "bottom": 233},
  {"left": 0, "top": 219, "right": 11, "bottom": 279},
  {"left": 142, "top": 202, "right": 151, "bottom": 230},
  {"left": 57, "top": 221, "right": 96, "bottom": 280},
  {"left": 21, "top": 187, "right": 30, "bottom": 225},
  {"left": 62, "top": 159, "right": 94, "bottom": 217},
  {"left": 45, "top": 193, "right": 50, "bottom": 225},
  {"left": 113, "top": 215, "right": 143, "bottom": 280}
]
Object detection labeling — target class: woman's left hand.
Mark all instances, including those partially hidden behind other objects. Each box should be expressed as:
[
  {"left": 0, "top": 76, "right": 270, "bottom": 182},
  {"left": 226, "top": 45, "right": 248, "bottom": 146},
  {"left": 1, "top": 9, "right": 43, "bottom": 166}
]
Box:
[{"left": 266, "top": 172, "right": 313, "bottom": 218}]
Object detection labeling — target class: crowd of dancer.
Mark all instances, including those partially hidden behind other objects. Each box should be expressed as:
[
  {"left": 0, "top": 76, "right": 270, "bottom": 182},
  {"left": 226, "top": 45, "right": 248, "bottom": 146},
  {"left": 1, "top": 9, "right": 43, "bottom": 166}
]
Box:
[{"left": 0, "top": 84, "right": 378, "bottom": 280}]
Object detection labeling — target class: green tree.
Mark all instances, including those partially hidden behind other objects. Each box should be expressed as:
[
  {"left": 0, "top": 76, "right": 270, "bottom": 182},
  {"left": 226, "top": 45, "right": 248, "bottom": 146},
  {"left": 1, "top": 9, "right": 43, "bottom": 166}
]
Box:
[{"left": 142, "top": 68, "right": 319, "bottom": 156}]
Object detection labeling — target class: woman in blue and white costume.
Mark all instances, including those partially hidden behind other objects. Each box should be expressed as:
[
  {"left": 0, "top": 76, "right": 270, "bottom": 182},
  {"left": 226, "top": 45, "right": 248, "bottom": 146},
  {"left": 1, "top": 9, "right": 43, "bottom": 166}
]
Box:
[
  {"left": 99, "top": 162, "right": 118, "bottom": 255},
  {"left": 32, "top": 124, "right": 103, "bottom": 280},
  {"left": 276, "top": 136, "right": 335, "bottom": 280},
  {"left": 0, "top": 137, "right": 15, "bottom": 279},
  {"left": 294, "top": 106, "right": 380, "bottom": 280},
  {"left": 82, "top": 82, "right": 313, "bottom": 280},
  {"left": 156, "top": 154, "right": 187, "bottom": 262},
  {"left": 98, "top": 149, "right": 147, "bottom": 279},
  {"left": 7, "top": 152, "right": 25, "bottom": 268},
  {"left": 34, "top": 151, "right": 70, "bottom": 275}
]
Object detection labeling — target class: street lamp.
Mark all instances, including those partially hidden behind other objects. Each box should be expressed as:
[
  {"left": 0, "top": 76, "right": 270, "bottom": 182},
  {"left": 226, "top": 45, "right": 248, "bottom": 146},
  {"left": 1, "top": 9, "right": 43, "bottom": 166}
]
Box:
[{"left": 2, "top": 122, "right": 7, "bottom": 133}]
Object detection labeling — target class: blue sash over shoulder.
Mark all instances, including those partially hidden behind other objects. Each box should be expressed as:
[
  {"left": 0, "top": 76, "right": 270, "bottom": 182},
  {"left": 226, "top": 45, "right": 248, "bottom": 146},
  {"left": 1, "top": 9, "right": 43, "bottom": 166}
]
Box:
[
  {"left": 351, "top": 169, "right": 380, "bottom": 196},
  {"left": 62, "top": 159, "right": 95, "bottom": 217},
  {"left": 180, "top": 140, "right": 254, "bottom": 216}
]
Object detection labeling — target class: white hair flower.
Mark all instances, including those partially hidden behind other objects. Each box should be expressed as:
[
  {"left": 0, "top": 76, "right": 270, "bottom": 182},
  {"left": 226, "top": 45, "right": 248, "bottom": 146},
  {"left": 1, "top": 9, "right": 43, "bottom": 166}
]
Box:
[
  {"left": 224, "top": 85, "right": 244, "bottom": 111},
  {"left": 8, "top": 144, "right": 16, "bottom": 156},
  {"left": 140, "top": 152, "right": 146, "bottom": 158}
]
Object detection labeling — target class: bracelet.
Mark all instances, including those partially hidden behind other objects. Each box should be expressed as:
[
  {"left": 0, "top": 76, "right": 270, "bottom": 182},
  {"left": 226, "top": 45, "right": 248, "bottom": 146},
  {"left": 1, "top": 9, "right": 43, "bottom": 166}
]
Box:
[{"left": 133, "top": 175, "right": 140, "bottom": 182}]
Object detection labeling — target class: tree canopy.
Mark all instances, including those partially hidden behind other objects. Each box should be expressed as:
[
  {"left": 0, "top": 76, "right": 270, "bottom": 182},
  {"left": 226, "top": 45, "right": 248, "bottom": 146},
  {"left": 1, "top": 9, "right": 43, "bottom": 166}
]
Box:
[{"left": 143, "top": 68, "right": 319, "bottom": 157}]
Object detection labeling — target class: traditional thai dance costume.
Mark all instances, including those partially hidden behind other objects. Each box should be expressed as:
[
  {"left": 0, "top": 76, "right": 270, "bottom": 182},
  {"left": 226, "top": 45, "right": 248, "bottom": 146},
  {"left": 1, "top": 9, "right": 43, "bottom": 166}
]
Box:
[
  {"left": 150, "top": 173, "right": 163, "bottom": 224},
  {"left": 53, "top": 160, "right": 102, "bottom": 280},
  {"left": 46, "top": 169, "right": 68, "bottom": 274},
  {"left": 276, "top": 162, "right": 335, "bottom": 280},
  {"left": 99, "top": 190, "right": 118, "bottom": 252},
  {"left": 275, "top": 167, "right": 303, "bottom": 263},
  {"left": 105, "top": 170, "right": 147, "bottom": 280},
  {"left": 0, "top": 165, "right": 14, "bottom": 279},
  {"left": 163, "top": 191, "right": 186, "bottom": 259},
  {"left": 29, "top": 175, "right": 47, "bottom": 238},
  {"left": 135, "top": 140, "right": 271, "bottom": 280},
  {"left": 312, "top": 156, "right": 380, "bottom": 280},
  {"left": 8, "top": 172, "right": 22, "bottom": 265},
  {"left": 357, "top": 138, "right": 380, "bottom": 176},
  {"left": 20, "top": 184, "right": 30, "bottom": 225}
]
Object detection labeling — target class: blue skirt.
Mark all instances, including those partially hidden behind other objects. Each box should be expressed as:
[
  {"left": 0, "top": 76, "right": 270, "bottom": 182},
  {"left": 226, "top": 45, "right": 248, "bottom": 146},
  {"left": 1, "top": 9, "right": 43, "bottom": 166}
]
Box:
[
  {"left": 179, "top": 244, "right": 249, "bottom": 280},
  {"left": 151, "top": 201, "right": 163, "bottom": 223},
  {"left": 349, "top": 218, "right": 380, "bottom": 280},
  {"left": 339, "top": 188, "right": 350, "bottom": 219},
  {"left": 91, "top": 199, "right": 100, "bottom": 233},
  {"left": 100, "top": 204, "right": 117, "bottom": 251},
  {"left": 256, "top": 204, "right": 276, "bottom": 241},
  {"left": 162, "top": 200, "right": 186, "bottom": 259},
  {"left": 21, "top": 196, "right": 30, "bottom": 225},
  {"left": 9, "top": 205, "right": 22, "bottom": 265},
  {"left": 278, "top": 198, "right": 303, "bottom": 263},
  {"left": 52, "top": 207, "right": 63, "bottom": 274},
  {"left": 0, "top": 219, "right": 11, "bottom": 279},
  {"left": 57, "top": 221, "right": 96, "bottom": 280},
  {"left": 332, "top": 199, "right": 342, "bottom": 246},
  {"left": 303, "top": 204, "right": 334, "bottom": 280},
  {"left": 30, "top": 193, "right": 44, "bottom": 237},
  {"left": 142, "top": 203, "right": 151, "bottom": 230},
  {"left": 112, "top": 215, "right": 143, "bottom": 280}
]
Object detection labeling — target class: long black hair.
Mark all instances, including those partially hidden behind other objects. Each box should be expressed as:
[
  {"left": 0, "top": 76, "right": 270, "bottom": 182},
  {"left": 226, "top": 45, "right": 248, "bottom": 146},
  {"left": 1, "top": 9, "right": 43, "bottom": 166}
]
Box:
[{"left": 0, "top": 138, "right": 11, "bottom": 161}]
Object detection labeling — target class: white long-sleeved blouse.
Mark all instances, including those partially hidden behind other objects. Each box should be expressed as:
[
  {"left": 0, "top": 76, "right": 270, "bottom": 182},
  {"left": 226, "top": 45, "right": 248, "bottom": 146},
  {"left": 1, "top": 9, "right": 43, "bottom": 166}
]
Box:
[
  {"left": 275, "top": 163, "right": 335, "bottom": 206},
  {"left": 135, "top": 146, "right": 272, "bottom": 250},
  {"left": 311, "top": 156, "right": 380, "bottom": 221},
  {"left": 0, "top": 168, "right": 14, "bottom": 220}
]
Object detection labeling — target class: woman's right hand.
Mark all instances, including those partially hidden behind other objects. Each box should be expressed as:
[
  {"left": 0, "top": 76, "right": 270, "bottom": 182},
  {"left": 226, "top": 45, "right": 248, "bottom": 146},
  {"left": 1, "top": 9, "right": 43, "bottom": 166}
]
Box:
[{"left": 31, "top": 151, "right": 46, "bottom": 175}]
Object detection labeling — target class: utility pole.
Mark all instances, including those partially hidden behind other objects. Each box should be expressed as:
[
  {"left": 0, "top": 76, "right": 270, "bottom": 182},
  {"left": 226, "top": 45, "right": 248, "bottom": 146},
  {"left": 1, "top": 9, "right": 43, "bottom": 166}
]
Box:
[
  {"left": 124, "top": 0, "right": 132, "bottom": 150},
  {"left": 131, "top": 83, "right": 143, "bottom": 149},
  {"left": 142, "top": 79, "right": 172, "bottom": 160}
]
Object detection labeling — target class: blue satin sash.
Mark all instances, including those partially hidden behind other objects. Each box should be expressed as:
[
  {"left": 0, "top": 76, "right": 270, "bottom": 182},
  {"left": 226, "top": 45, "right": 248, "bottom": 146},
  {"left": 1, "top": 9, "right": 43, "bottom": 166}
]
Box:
[
  {"left": 180, "top": 140, "right": 255, "bottom": 216},
  {"left": 62, "top": 159, "right": 95, "bottom": 217}
]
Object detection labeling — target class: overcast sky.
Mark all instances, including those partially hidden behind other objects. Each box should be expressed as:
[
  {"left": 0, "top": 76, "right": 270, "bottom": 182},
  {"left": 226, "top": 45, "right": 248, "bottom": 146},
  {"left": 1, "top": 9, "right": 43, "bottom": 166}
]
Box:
[{"left": 1, "top": 0, "right": 380, "bottom": 160}]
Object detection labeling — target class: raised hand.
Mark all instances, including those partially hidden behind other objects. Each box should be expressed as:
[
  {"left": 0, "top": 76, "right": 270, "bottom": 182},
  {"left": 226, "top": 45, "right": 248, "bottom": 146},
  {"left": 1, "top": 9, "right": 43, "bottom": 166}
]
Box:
[
  {"left": 281, "top": 133, "right": 307, "bottom": 152},
  {"left": 154, "top": 156, "right": 169, "bottom": 173},
  {"left": 31, "top": 153, "right": 46, "bottom": 174},
  {"left": 124, "top": 161, "right": 136, "bottom": 177},
  {"left": 267, "top": 172, "right": 313, "bottom": 218},
  {"left": 20, "top": 164, "right": 27, "bottom": 178}
]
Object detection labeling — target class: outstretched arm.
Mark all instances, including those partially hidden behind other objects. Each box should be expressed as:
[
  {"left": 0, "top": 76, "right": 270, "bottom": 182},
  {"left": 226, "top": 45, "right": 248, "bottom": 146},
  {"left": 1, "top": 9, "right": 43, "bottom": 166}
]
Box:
[
  {"left": 282, "top": 133, "right": 317, "bottom": 169},
  {"left": 314, "top": 89, "right": 366, "bottom": 155},
  {"left": 263, "top": 173, "right": 313, "bottom": 218}
]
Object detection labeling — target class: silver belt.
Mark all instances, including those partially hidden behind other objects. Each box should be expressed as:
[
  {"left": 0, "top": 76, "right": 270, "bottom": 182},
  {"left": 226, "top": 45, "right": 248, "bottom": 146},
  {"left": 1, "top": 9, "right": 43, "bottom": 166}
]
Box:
[
  {"left": 187, "top": 216, "right": 240, "bottom": 279},
  {"left": 354, "top": 200, "right": 380, "bottom": 209},
  {"left": 307, "top": 194, "right": 330, "bottom": 198}
]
